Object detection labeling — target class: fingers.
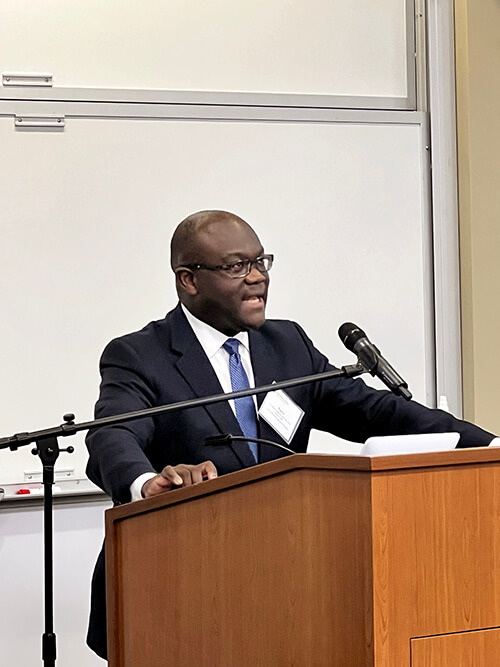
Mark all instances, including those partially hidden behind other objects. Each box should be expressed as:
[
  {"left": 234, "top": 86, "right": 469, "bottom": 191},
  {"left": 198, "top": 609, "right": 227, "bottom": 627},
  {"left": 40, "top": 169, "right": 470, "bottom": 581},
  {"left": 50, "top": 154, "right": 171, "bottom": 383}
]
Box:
[
  {"left": 160, "top": 465, "right": 184, "bottom": 487},
  {"left": 141, "top": 474, "right": 171, "bottom": 498},
  {"left": 162, "top": 461, "right": 218, "bottom": 487},
  {"left": 199, "top": 460, "right": 218, "bottom": 480},
  {"left": 143, "top": 461, "right": 218, "bottom": 499}
]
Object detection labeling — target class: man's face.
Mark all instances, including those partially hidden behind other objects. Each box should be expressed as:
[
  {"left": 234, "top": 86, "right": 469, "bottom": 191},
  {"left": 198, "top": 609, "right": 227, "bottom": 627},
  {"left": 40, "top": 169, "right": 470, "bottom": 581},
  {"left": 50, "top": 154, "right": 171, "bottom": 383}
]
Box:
[{"left": 186, "top": 219, "right": 269, "bottom": 335}]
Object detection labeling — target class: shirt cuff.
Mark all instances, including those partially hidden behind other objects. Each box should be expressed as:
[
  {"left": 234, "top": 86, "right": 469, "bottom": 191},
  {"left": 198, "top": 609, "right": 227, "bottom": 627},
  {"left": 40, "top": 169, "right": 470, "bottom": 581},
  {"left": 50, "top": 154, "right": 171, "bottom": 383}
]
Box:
[
  {"left": 130, "top": 472, "right": 157, "bottom": 501},
  {"left": 489, "top": 437, "right": 500, "bottom": 447}
]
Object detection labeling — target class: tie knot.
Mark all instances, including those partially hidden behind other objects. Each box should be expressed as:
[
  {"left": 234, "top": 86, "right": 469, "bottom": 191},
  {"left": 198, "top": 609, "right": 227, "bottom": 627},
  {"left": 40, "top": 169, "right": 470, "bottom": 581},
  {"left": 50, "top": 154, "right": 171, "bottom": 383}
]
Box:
[{"left": 223, "top": 338, "right": 240, "bottom": 356}]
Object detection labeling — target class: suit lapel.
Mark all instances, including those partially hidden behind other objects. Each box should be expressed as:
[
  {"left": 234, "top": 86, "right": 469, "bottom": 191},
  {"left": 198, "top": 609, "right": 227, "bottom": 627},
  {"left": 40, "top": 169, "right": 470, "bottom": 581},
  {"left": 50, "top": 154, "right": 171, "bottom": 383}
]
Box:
[
  {"left": 249, "top": 330, "right": 275, "bottom": 410},
  {"left": 249, "top": 330, "right": 294, "bottom": 459},
  {"left": 169, "top": 305, "right": 256, "bottom": 468}
]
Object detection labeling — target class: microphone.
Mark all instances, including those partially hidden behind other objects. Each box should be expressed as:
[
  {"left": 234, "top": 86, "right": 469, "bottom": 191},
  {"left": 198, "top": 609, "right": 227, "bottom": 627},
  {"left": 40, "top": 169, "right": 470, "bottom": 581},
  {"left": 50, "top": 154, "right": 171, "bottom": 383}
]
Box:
[
  {"left": 338, "top": 322, "right": 412, "bottom": 401},
  {"left": 205, "top": 434, "right": 295, "bottom": 455}
]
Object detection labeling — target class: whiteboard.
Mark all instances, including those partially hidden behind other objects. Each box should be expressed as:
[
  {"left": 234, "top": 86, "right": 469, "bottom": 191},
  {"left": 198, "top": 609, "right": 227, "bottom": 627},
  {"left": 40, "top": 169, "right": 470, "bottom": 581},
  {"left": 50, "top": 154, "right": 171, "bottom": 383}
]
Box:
[
  {"left": 0, "top": 105, "right": 432, "bottom": 486},
  {"left": 0, "top": 0, "right": 413, "bottom": 104},
  {"left": 0, "top": 498, "right": 111, "bottom": 666}
]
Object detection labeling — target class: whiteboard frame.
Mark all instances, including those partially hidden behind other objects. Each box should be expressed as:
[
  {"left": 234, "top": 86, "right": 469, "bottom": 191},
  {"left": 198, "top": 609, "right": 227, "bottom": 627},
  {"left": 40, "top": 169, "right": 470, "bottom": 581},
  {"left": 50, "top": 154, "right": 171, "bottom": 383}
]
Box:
[
  {"left": 1, "top": 100, "right": 423, "bottom": 124},
  {"left": 425, "top": 0, "right": 463, "bottom": 417},
  {"left": 0, "top": 87, "right": 416, "bottom": 111},
  {"left": 0, "top": 0, "right": 417, "bottom": 110}
]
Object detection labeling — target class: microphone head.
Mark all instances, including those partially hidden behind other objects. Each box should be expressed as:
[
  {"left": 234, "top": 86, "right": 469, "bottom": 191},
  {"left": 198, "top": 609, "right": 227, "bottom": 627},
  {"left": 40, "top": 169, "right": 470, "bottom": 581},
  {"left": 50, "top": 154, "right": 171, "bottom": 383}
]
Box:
[
  {"left": 205, "top": 434, "right": 233, "bottom": 447},
  {"left": 338, "top": 322, "right": 366, "bottom": 352}
]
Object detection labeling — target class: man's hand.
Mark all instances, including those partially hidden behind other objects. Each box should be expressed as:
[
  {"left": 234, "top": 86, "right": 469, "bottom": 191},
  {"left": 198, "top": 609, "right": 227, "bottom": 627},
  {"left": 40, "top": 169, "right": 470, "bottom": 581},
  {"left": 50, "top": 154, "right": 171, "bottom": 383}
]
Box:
[{"left": 141, "top": 461, "right": 218, "bottom": 498}]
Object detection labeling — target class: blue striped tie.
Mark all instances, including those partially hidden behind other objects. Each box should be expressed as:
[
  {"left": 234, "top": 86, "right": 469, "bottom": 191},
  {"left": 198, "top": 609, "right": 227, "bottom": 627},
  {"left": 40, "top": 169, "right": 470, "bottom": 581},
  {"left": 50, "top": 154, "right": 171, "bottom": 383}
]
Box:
[{"left": 223, "top": 338, "right": 258, "bottom": 462}]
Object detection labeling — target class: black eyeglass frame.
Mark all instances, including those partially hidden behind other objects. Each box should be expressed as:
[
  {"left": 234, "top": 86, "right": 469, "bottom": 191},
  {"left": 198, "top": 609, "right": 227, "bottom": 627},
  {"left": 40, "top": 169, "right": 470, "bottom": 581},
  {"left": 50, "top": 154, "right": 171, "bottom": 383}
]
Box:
[{"left": 181, "top": 254, "right": 274, "bottom": 279}]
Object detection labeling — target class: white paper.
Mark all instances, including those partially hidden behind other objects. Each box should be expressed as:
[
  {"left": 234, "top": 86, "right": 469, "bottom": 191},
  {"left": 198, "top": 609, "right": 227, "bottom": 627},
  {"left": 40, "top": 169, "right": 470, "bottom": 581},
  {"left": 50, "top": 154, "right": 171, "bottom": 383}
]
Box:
[
  {"left": 307, "top": 432, "right": 461, "bottom": 456},
  {"left": 360, "top": 432, "right": 459, "bottom": 456}
]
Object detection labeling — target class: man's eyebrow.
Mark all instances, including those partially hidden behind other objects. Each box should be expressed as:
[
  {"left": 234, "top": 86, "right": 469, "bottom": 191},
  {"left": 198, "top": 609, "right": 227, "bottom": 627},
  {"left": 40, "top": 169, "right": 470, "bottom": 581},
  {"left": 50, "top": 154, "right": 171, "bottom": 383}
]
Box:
[{"left": 220, "top": 250, "right": 265, "bottom": 261}]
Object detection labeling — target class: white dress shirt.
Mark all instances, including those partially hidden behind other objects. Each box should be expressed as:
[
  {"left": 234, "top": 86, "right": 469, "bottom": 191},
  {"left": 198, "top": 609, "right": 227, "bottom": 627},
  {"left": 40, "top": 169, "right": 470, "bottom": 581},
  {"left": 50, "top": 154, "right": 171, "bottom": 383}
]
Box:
[{"left": 130, "top": 304, "right": 257, "bottom": 500}]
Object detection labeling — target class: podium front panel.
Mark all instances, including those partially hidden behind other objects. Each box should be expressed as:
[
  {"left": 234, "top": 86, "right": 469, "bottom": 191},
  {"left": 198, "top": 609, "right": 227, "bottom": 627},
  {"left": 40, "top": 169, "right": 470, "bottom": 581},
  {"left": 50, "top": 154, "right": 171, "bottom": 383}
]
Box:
[{"left": 107, "top": 467, "right": 374, "bottom": 667}]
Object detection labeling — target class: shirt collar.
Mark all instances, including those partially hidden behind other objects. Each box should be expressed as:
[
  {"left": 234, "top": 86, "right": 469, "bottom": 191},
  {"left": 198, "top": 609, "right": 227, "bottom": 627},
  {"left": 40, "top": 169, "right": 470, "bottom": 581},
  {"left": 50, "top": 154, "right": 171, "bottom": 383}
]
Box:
[{"left": 181, "top": 303, "right": 249, "bottom": 359}]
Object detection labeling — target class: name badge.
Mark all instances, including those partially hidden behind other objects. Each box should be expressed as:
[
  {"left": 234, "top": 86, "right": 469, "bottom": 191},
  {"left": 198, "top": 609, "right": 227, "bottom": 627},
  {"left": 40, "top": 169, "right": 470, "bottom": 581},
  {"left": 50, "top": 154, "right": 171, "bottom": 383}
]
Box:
[{"left": 258, "top": 388, "right": 305, "bottom": 444}]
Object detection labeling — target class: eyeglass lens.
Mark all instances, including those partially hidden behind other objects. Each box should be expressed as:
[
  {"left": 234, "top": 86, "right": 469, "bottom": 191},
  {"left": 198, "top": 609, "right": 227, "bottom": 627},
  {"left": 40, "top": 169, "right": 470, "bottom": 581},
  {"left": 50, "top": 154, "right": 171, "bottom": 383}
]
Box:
[{"left": 230, "top": 256, "right": 273, "bottom": 277}]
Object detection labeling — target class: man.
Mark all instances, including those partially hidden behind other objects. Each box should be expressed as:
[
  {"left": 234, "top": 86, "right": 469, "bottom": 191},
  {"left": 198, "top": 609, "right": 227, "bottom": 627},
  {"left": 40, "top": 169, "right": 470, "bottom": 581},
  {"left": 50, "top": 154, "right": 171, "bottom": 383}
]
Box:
[{"left": 86, "top": 209, "right": 494, "bottom": 659}]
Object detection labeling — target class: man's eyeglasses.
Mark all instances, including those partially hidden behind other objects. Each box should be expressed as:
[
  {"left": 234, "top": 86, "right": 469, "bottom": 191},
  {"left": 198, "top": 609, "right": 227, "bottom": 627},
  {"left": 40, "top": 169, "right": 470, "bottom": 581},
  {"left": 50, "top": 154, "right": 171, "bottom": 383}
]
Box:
[{"left": 182, "top": 254, "right": 274, "bottom": 279}]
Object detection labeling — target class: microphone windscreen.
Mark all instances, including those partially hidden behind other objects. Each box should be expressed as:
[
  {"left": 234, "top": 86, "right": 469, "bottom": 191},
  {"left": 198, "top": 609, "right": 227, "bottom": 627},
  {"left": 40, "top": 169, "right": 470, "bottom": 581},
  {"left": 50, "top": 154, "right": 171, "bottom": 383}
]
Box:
[{"left": 338, "top": 322, "right": 366, "bottom": 351}]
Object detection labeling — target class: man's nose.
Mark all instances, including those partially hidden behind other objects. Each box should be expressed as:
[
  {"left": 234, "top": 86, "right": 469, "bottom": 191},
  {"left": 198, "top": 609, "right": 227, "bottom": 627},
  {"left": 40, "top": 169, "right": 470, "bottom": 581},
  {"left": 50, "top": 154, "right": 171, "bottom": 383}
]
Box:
[{"left": 245, "top": 264, "right": 267, "bottom": 282}]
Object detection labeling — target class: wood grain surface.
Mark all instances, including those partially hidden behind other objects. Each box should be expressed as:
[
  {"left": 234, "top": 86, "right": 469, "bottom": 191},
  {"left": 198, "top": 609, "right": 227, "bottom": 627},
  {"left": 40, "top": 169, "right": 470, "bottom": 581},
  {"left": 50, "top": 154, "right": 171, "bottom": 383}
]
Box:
[
  {"left": 371, "top": 462, "right": 500, "bottom": 664},
  {"left": 106, "top": 451, "right": 500, "bottom": 666},
  {"left": 108, "top": 468, "right": 374, "bottom": 666},
  {"left": 411, "top": 627, "right": 500, "bottom": 666}
]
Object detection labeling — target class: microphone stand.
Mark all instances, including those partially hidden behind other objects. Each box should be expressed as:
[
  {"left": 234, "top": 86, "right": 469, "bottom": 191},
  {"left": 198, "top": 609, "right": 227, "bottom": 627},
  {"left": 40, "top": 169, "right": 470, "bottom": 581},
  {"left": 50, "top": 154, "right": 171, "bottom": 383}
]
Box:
[{"left": 0, "top": 361, "right": 366, "bottom": 666}]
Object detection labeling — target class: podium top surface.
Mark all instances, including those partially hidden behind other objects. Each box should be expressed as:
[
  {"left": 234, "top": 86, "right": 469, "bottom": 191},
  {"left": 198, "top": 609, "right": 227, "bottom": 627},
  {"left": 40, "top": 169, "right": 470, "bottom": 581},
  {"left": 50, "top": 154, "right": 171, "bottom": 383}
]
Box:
[{"left": 107, "top": 447, "right": 500, "bottom": 523}]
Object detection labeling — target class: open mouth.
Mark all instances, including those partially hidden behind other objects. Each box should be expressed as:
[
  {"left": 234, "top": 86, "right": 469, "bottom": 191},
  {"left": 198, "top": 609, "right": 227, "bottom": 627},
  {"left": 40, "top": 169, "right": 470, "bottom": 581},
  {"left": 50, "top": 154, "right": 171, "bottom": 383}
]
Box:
[{"left": 243, "top": 295, "right": 264, "bottom": 305}]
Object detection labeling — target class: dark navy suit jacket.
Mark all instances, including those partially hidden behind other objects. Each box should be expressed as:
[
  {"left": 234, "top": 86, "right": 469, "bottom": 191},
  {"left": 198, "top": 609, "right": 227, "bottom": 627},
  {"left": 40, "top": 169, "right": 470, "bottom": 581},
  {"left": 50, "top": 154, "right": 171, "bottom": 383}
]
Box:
[{"left": 85, "top": 304, "right": 494, "bottom": 657}]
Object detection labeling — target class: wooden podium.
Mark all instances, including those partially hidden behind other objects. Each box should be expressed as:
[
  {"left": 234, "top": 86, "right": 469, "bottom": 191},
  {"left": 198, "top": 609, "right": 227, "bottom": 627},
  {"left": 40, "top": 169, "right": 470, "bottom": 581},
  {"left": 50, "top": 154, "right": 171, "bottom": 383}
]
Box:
[{"left": 105, "top": 449, "right": 500, "bottom": 666}]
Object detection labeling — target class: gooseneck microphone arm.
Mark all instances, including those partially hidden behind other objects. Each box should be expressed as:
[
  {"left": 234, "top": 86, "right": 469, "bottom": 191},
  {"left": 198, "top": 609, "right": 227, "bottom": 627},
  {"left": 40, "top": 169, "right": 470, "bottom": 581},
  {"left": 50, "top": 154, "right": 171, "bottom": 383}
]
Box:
[{"left": 205, "top": 433, "right": 295, "bottom": 455}]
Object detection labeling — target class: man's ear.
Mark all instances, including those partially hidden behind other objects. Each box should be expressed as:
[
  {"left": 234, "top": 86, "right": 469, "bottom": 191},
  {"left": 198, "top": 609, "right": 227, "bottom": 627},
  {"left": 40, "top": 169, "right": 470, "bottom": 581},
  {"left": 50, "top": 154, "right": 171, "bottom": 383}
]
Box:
[{"left": 175, "top": 268, "right": 198, "bottom": 295}]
